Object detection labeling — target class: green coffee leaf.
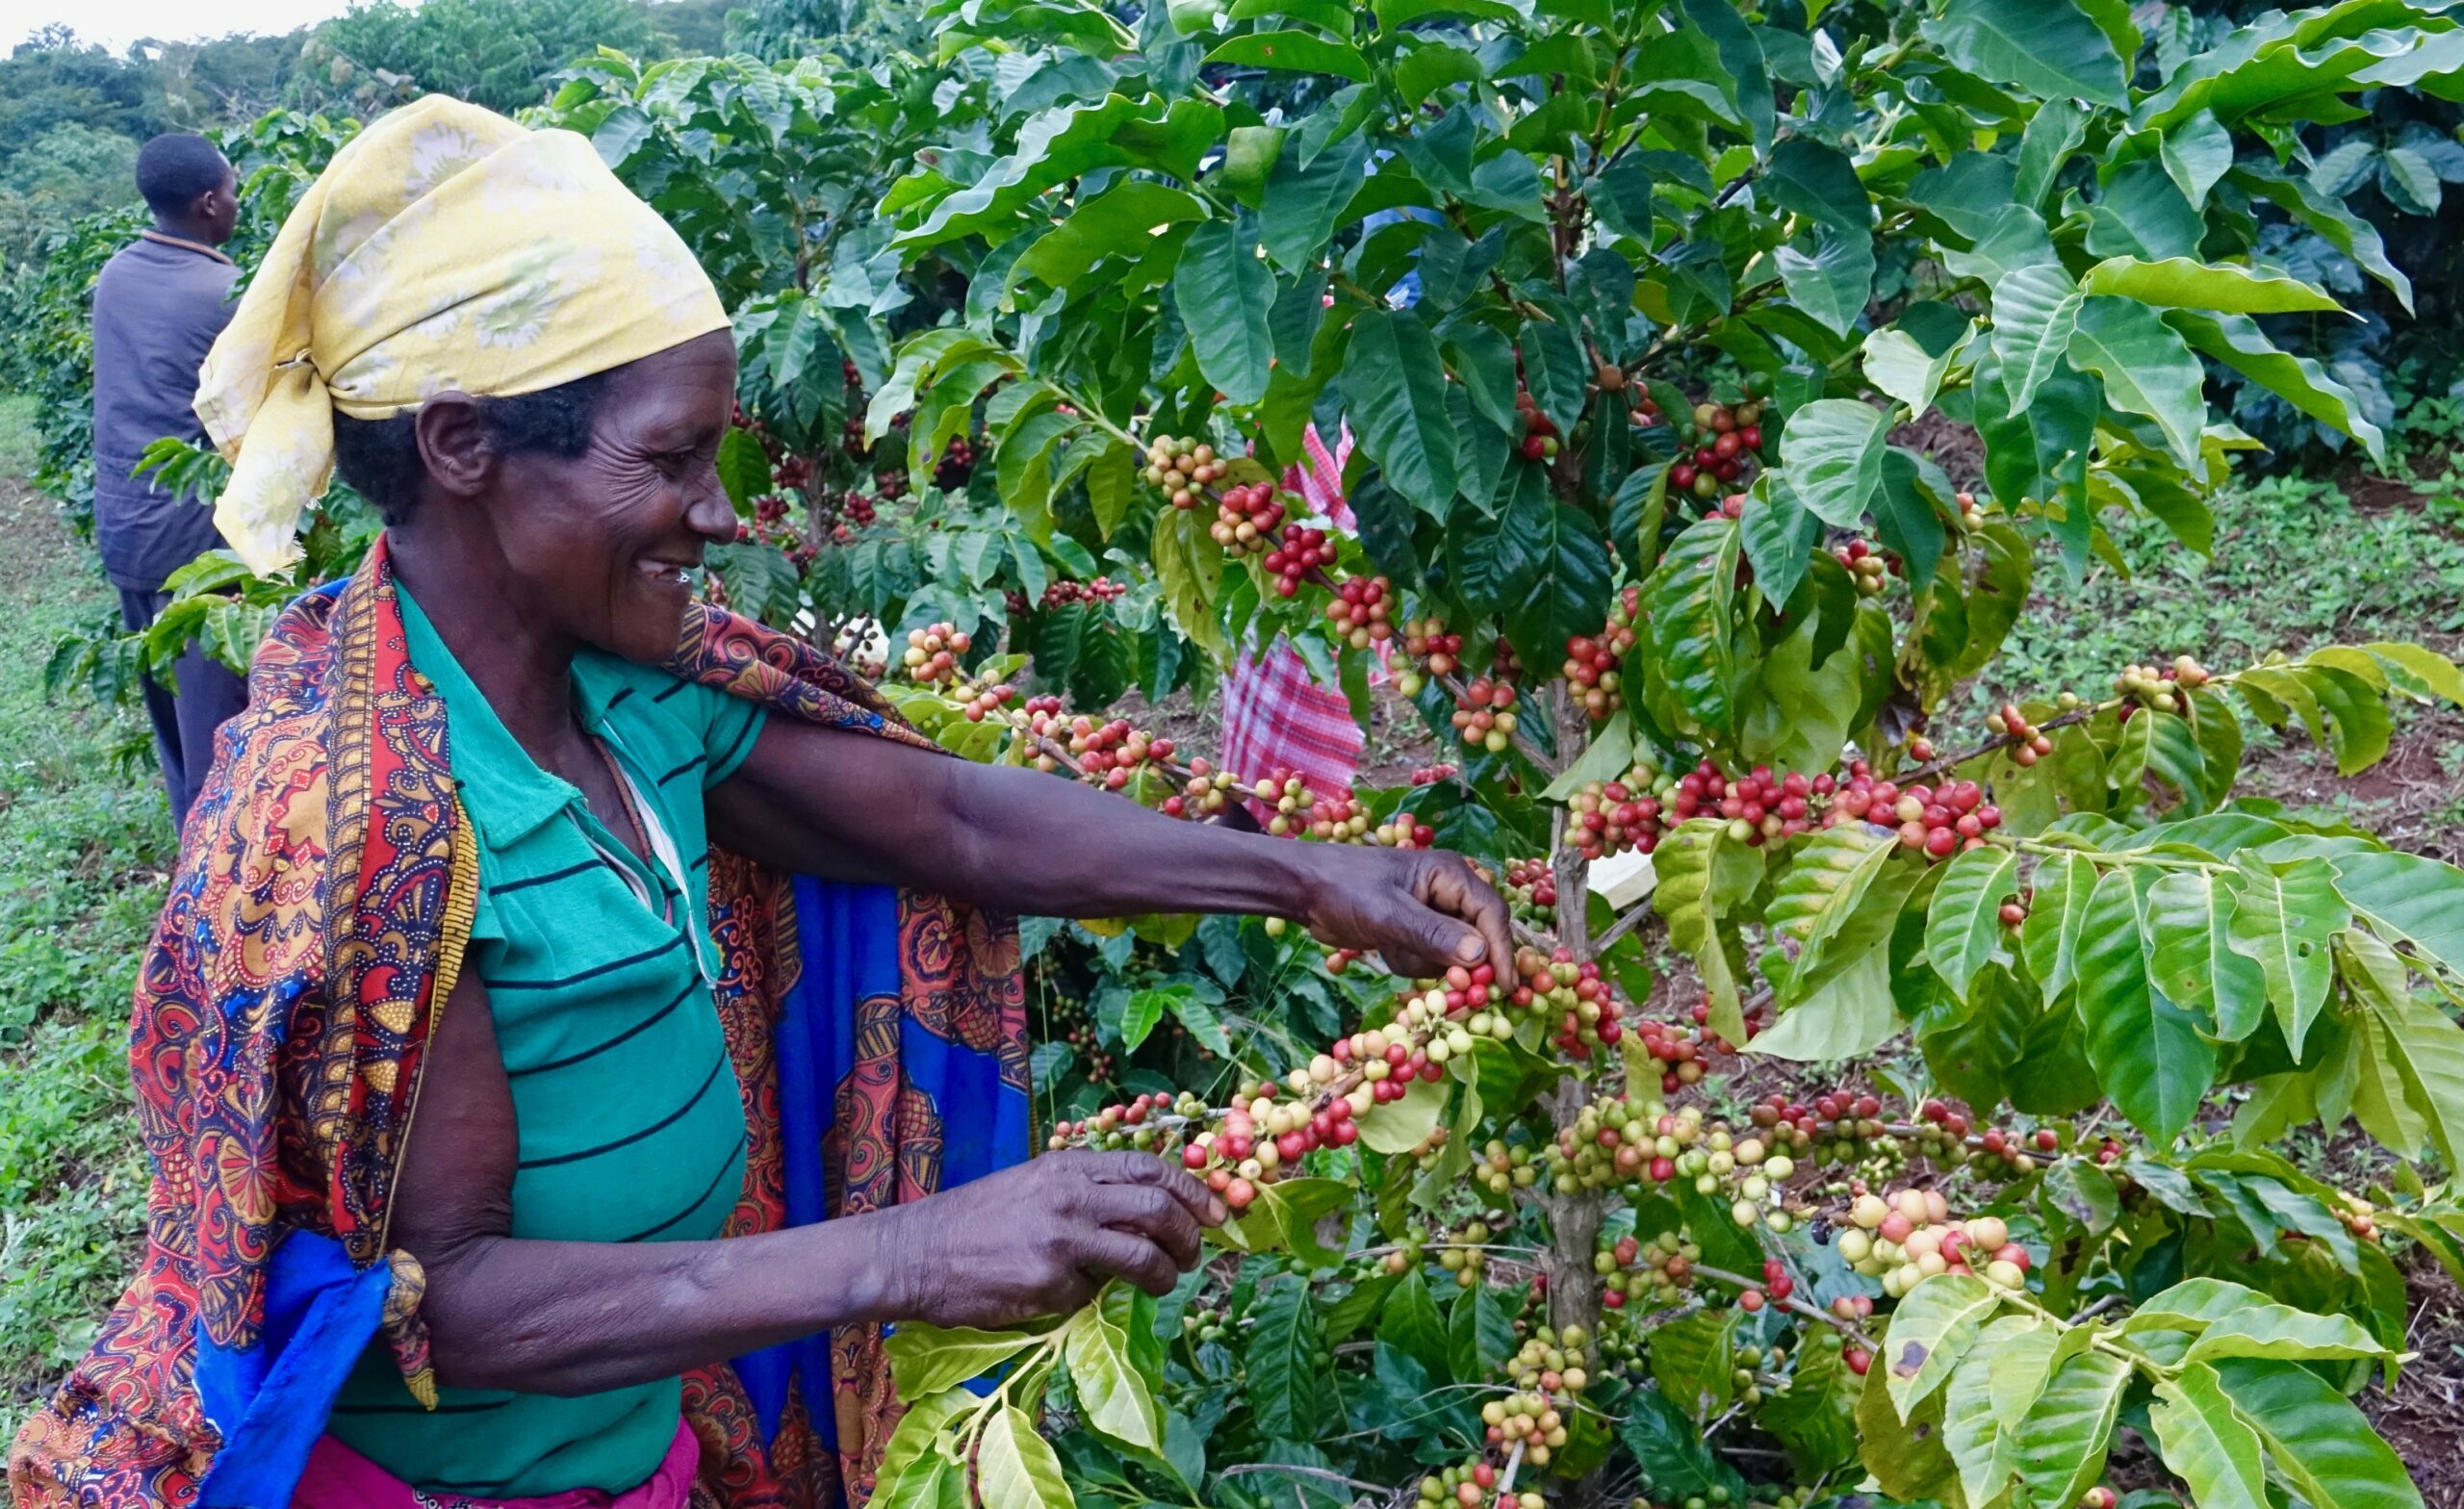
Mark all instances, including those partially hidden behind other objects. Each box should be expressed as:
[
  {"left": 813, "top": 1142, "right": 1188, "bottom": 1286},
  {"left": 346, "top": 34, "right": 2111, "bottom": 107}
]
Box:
[
  {"left": 2078, "top": 257, "right": 2343, "bottom": 314},
  {"left": 2023, "top": 852, "right": 2098, "bottom": 1003},
  {"left": 2066, "top": 295, "right": 2208, "bottom": 466},
  {"left": 2225, "top": 855, "right": 2345, "bottom": 1059},
  {"left": 886, "top": 1321, "right": 1045, "bottom": 1400},
  {"left": 2211, "top": 1357, "right": 2424, "bottom": 1509},
  {"left": 1343, "top": 310, "right": 1458, "bottom": 517},
  {"left": 2149, "top": 1362, "right": 2270, "bottom": 1509},
  {"left": 1921, "top": 0, "right": 2128, "bottom": 108},
  {"left": 1654, "top": 817, "right": 1747, "bottom": 1045},
  {"left": 2076, "top": 867, "right": 2216, "bottom": 1141},
  {"left": 1065, "top": 1302, "right": 1164, "bottom": 1452},
  {"left": 1245, "top": 1276, "right": 1329, "bottom": 1441},
  {"left": 2145, "top": 870, "right": 2267, "bottom": 1042},
  {"left": 2326, "top": 848, "right": 2464, "bottom": 983},
  {"left": 1942, "top": 1316, "right": 2041, "bottom": 1505},
  {"left": 1884, "top": 1272, "right": 2000, "bottom": 1419},
  {"left": 1780, "top": 398, "right": 1887, "bottom": 526},
  {"left": 1989, "top": 263, "right": 2084, "bottom": 410},
  {"left": 1173, "top": 217, "right": 1276, "bottom": 405},
  {"left": 1202, "top": 29, "right": 1372, "bottom": 78},
  {"left": 1927, "top": 845, "right": 2020, "bottom": 1005},
  {"left": 2011, "top": 1348, "right": 2131, "bottom": 1509},
  {"left": 1641, "top": 517, "right": 1742, "bottom": 735},
  {"left": 979, "top": 1405, "right": 1076, "bottom": 1509}
]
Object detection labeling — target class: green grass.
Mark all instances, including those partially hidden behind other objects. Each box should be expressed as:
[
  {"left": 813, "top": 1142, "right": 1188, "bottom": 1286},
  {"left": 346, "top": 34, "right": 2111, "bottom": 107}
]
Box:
[
  {"left": 0, "top": 473, "right": 172, "bottom": 1441},
  {"left": 0, "top": 395, "right": 37, "bottom": 478},
  {"left": 1975, "top": 433, "right": 2464, "bottom": 846}
]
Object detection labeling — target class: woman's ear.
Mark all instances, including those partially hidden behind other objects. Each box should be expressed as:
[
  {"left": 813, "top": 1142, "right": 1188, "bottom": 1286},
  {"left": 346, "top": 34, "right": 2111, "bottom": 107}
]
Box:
[{"left": 412, "top": 394, "right": 494, "bottom": 500}]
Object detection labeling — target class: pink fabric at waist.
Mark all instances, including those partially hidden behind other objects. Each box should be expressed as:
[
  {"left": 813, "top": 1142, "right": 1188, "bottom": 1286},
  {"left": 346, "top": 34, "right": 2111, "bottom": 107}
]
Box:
[{"left": 293, "top": 1419, "right": 699, "bottom": 1509}]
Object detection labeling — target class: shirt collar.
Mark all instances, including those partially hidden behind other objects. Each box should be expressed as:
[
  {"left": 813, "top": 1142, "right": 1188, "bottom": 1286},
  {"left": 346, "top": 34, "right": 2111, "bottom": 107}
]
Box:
[
  {"left": 140, "top": 229, "right": 236, "bottom": 266},
  {"left": 393, "top": 577, "right": 580, "bottom": 846}
]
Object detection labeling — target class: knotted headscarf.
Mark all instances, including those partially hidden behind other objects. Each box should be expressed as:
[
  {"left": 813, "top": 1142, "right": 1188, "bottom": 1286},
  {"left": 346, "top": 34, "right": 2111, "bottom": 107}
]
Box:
[{"left": 195, "top": 94, "right": 732, "bottom": 575}]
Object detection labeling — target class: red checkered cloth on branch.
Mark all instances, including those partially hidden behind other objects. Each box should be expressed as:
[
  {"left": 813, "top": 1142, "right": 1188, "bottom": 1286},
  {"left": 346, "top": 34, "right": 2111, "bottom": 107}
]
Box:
[{"left": 1219, "top": 423, "right": 1365, "bottom": 821}]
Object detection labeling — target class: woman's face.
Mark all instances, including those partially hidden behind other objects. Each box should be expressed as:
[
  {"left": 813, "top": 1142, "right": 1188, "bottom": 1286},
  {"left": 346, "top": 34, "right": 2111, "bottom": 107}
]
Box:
[{"left": 489, "top": 331, "right": 740, "bottom": 666}]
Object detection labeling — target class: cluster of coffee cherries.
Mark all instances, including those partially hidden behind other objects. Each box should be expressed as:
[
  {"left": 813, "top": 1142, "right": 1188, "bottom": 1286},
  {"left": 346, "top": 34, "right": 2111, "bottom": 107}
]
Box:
[
  {"left": 1324, "top": 575, "right": 1396, "bottom": 649},
  {"left": 1039, "top": 576, "right": 1128, "bottom": 608},
  {"left": 1249, "top": 768, "right": 1319, "bottom": 836},
  {"left": 1328, "top": 1014, "right": 1453, "bottom": 1095},
  {"left": 1264, "top": 523, "right": 1338, "bottom": 596},
  {"left": 1160, "top": 758, "right": 1240, "bottom": 819},
  {"left": 1834, "top": 538, "right": 1892, "bottom": 597},
  {"left": 2336, "top": 1192, "right": 2384, "bottom": 1245},
  {"left": 1452, "top": 678, "right": 1522, "bottom": 754},
  {"left": 1477, "top": 1324, "right": 1592, "bottom": 1465},
  {"left": 1390, "top": 971, "right": 1522, "bottom": 1064},
  {"left": 1212, "top": 483, "right": 1288, "bottom": 556},
  {"left": 1175, "top": 1071, "right": 1377, "bottom": 1211},
  {"left": 1668, "top": 759, "right": 1833, "bottom": 848},
  {"left": 933, "top": 435, "right": 977, "bottom": 491},
  {"left": 2115, "top": 654, "right": 2210, "bottom": 717},
  {"left": 1178, "top": 1304, "right": 1229, "bottom": 1345},
  {"left": 1597, "top": 1228, "right": 1698, "bottom": 1311},
  {"left": 1834, "top": 1189, "right": 2030, "bottom": 1297},
  {"left": 1419, "top": 1460, "right": 1541, "bottom": 1509},
  {"left": 1629, "top": 1014, "right": 1719, "bottom": 1094},
  {"left": 899, "top": 623, "right": 971, "bottom": 686},
  {"left": 1824, "top": 1294, "right": 1881, "bottom": 1375},
  {"left": 1042, "top": 996, "right": 1118, "bottom": 1086},
  {"left": 1142, "top": 434, "right": 1223, "bottom": 507},
  {"left": 1514, "top": 388, "right": 1561, "bottom": 462},
  {"left": 1732, "top": 1257, "right": 1799, "bottom": 1317},
  {"left": 1047, "top": 1089, "right": 1210, "bottom": 1148},
  {"left": 1567, "top": 759, "right": 1670, "bottom": 860},
  {"left": 1368, "top": 812, "right": 1438, "bottom": 849},
  {"left": 1983, "top": 701, "right": 2059, "bottom": 766},
  {"left": 1472, "top": 1139, "right": 1543, "bottom": 1201},
  {"left": 1811, "top": 769, "right": 2004, "bottom": 860},
  {"left": 1510, "top": 949, "right": 1626, "bottom": 1057},
  {"left": 1545, "top": 1098, "right": 1709, "bottom": 1195},
  {"left": 1561, "top": 587, "right": 1640, "bottom": 721},
  {"left": 1502, "top": 857, "right": 1558, "bottom": 919},
  {"left": 958, "top": 682, "right": 1018, "bottom": 723},
  {"left": 1396, "top": 618, "right": 1463, "bottom": 695},
  {"left": 1013, "top": 698, "right": 1176, "bottom": 790},
  {"left": 1434, "top": 1218, "right": 1497, "bottom": 1287},
  {"left": 1411, "top": 761, "right": 1459, "bottom": 785},
  {"left": 1664, "top": 390, "right": 1770, "bottom": 499}
]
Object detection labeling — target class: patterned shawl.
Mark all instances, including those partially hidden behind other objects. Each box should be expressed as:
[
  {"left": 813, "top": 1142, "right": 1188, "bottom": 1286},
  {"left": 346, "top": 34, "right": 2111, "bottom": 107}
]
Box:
[{"left": 8, "top": 540, "right": 1031, "bottom": 1509}]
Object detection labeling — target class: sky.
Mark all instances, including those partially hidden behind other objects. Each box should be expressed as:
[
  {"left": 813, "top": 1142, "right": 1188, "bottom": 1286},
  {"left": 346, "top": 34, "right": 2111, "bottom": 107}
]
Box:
[{"left": 15, "top": 0, "right": 357, "bottom": 54}]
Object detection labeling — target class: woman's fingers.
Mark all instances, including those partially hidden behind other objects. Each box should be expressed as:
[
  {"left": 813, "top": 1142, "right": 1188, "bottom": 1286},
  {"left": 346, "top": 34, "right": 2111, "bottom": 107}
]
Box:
[
  {"left": 1072, "top": 1227, "right": 1185, "bottom": 1296},
  {"left": 1086, "top": 1149, "right": 1226, "bottom": 1226},
  {"left": 1417, "top": 854, "right": 1514, "bottom": 972},
  {"left": 1084, "top": 1181, "right": 1204, "bottom": 1268}
]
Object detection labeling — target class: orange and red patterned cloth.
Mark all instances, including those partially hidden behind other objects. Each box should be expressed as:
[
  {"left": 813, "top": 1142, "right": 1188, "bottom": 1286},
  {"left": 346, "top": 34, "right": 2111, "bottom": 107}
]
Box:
[{"left": 8, "top": 540, "right": 1030, "bottom": 1508}]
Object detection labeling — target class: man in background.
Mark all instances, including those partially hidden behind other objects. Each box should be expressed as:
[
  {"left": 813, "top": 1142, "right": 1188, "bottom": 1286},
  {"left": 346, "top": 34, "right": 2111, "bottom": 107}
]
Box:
[{"left": 91, "top": 133, "right": 248, "bottom": 830}]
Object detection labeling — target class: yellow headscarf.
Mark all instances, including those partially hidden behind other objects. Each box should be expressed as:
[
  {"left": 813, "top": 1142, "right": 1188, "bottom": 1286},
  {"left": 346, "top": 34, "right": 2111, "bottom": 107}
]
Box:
[{"left": 195, "top": 94, "right": 732, "bottom": 575}]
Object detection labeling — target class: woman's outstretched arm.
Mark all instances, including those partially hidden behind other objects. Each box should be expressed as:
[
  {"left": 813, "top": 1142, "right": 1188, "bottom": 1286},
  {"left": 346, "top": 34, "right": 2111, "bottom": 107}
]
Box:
[{"left": 709, "top": 718, "right": 1515, "bottom": 981}]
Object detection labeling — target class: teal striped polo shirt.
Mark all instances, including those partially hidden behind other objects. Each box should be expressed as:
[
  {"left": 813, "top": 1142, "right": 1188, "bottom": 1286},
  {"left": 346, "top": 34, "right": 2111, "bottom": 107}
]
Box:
[{"left": 325, "top": 581, "right": 765, "bottom": 1496}]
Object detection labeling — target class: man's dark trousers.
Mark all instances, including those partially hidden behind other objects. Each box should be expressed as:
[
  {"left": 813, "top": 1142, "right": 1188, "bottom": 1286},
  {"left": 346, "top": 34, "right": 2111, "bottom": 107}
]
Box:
[{"left": 114, "top": 584, "right": 245, "bottom": 830}]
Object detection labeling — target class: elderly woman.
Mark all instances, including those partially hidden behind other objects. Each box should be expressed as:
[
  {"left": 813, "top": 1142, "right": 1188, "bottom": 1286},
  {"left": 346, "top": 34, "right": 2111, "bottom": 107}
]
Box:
[{"left": 11, "top": 98, "right": 1509, "bottom": 1509}]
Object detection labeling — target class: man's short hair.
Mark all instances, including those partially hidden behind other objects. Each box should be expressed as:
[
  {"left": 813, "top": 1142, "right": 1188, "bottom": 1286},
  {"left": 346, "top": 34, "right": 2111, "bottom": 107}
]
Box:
[{"left": 135, "top": 135, "right": 230, "bottom": 217}]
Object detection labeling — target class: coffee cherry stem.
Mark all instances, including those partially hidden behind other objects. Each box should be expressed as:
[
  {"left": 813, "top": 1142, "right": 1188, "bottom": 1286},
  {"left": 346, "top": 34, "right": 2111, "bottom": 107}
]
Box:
[{"left": 1684, "top": 1261, "right": 1879, "bottom": 1351}]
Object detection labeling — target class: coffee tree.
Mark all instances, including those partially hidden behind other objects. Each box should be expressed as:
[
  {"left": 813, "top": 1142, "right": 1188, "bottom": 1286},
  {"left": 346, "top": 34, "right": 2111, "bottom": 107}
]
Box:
[{"left": 812, "top": 0, "right": 2464, "bottom": 1506}]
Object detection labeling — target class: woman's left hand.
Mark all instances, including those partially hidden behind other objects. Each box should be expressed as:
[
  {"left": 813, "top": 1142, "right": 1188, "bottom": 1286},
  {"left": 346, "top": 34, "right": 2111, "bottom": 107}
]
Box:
[{"left": 1293, "top": 844, "right": 1516, "bottom": 979}]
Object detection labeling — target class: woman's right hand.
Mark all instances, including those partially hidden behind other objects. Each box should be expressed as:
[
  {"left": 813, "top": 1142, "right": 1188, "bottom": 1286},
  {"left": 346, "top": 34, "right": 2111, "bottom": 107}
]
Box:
[{"left": 878, "top": 1151, "right": 1227, "bottom": 1330}]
